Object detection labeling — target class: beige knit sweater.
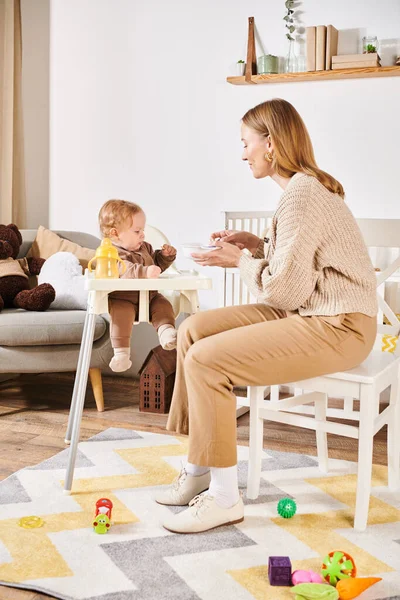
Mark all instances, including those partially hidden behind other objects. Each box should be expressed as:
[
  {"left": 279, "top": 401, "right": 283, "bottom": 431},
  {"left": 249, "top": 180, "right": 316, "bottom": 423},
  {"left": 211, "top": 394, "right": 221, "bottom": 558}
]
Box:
[{"left": 239, "top": 173, "right": 378, "bottom": 317}]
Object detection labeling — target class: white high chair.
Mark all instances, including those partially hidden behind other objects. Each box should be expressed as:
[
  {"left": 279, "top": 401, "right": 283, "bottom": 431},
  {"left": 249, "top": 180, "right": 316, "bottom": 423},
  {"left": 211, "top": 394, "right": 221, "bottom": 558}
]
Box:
[
  {"left": 143, "top": 225, "right": 202, "bottom": 318},
  {"left": 245, "top": 218, "right": 400, "bottom": 531},
  {"left": 63, "top": 225, "right": 212, "bottom": 493}
]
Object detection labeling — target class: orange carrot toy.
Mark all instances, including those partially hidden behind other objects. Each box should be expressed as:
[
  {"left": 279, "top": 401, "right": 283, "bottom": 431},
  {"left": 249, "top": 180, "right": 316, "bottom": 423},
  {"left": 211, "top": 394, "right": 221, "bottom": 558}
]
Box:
[{"left": 336, "top": 577, "right": 382, "bottom": 599}]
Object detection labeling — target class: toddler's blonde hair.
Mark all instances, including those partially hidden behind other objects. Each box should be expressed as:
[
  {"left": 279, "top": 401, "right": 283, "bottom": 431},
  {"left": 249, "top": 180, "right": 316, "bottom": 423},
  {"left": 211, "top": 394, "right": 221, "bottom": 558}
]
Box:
[{"left": 98, "top": 199, "right": 143, "bottom": 237}]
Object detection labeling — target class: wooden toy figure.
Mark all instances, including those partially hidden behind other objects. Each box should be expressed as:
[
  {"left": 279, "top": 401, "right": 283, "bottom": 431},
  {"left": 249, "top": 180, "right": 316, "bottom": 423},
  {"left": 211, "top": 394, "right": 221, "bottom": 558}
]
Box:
[
  {"left": 139, "top": 346, "right": 176, "bottom": 413},
  {"left": 93, "top": 514, "right": 111, "bottom": 534}
]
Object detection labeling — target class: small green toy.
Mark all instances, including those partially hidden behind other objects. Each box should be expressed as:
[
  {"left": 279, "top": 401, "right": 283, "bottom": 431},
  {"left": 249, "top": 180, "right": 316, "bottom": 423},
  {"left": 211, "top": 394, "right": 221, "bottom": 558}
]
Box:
[
  {"left": 277, "top": 497, "right": 297, "bottom": 518},
  {"left": 291, "top": 583, "right": 339, "bottom": 600},
  {"left": 93, "top": 514, "right": 111, "bottom": 534},
  {"left": 321, "top": 551, "right": 356, "bottom": 586}
]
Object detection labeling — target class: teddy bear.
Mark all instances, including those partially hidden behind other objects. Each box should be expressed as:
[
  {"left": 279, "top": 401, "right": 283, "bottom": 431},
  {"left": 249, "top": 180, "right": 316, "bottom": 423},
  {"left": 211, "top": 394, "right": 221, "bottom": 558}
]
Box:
[
  {"left": 38, "top": 252, "right": 88, "bottom": 310},
  {"left": 0, "top": 223, "right": 55, "bottom": 312}
]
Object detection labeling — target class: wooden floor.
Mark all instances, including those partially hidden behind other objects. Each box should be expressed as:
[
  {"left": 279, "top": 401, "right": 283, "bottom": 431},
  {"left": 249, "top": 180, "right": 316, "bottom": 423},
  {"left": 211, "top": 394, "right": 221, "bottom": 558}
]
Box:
[{"left": 0, "top": 373, "right": 389, "bottom": 600}]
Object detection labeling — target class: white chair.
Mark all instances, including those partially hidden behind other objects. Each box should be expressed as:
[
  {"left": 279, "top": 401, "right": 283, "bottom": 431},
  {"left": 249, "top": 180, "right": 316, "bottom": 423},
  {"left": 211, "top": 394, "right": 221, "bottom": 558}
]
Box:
[
  {"left": 223, "top": 213, "right": 400, "bottom": 419},
  {"left": 221, "top": 212, "right": 307, "bottom": 415},
  {"left": 246, "top": 219, "right": 400, "bottom": 531}
]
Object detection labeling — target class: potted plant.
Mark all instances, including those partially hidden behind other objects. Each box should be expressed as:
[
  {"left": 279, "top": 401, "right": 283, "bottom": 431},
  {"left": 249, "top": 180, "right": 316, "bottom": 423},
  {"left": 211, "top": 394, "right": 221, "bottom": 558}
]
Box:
[
  {"left": 362, "top": 36, "right": 378, "bottom": 54},
  {"left": 236, "top": 59, "right": 245, "bottom": 76}
]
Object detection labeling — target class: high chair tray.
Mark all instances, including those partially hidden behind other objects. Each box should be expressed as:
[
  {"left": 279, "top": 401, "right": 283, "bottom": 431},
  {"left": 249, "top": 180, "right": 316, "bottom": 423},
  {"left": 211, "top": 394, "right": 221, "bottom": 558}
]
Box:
[{"left": 85, "top": 274, "right": 212, "bottom": 292}]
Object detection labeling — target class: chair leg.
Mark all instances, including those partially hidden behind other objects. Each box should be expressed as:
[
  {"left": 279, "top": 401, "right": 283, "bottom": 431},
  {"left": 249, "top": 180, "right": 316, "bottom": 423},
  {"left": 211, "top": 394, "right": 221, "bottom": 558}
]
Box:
[
  {"left": 247, "top": 386, "right": 264, "bottom": 499},
  {"left": 89, "top": 368, "right": 104, "bottom": 412},
  {"left": 65, "top": 312, "right": 97, "bottom": 492},
  {"left": 315, "top": 393, "right": 329, "bottom": 473},
  {"left": 388, "top": 371, "right": 400, "bottom": 490},
  {"left": 354, "top": 384, "right": 376, "bottom": 531},
  {"left": 270, "top": 385, "right": 279, "bottom": 402}
]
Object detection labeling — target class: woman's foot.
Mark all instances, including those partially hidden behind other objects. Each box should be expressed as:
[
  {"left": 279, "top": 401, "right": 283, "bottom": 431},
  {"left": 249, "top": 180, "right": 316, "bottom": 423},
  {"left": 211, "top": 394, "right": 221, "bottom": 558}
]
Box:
[
  {"left": 109, "top": 348, "right": 132, "bottom": 372},
  {"left": 155, "top": 468, "right": 211, "bottom": 506},
  {"left": 158, "top": 324, "right": 177, "bottom": 350},
  {"left": 162, "top": 494, "right": 244, "bottom": 533}
]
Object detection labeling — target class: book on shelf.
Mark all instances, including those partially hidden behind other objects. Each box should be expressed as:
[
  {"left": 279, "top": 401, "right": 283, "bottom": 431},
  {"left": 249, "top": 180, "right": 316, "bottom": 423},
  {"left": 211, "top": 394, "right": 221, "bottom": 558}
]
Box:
[
  {"left": 325, "top": 25, "right": 338, "bottom": 69},
  {"left": 332, "top": 53, "right": 380, "bottom": 64},
  {"left": 332, "top": 60, "right": 381, "bottom": 69},
  {"left": 316, "top": 25, "right": 327, "bottom": 70},
  {"left": 306, "top": 26, "right": 316, "bottom": 71}
]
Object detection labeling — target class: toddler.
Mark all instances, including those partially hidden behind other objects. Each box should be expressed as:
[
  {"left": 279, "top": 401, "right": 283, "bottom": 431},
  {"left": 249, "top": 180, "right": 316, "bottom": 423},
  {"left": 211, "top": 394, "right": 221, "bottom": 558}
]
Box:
[{"left": 98, "top": 199, "right": 178, "bottom": 372}]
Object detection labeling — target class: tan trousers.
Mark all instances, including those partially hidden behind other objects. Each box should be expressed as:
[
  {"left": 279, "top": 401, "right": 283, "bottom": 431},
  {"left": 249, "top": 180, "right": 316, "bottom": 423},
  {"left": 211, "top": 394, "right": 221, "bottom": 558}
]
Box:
[
  {"left": 109, "top": 291, "right": 175, "bottom": 348},
  {"left": 166, "top": 304, "right": 376, "bottom": 467}
]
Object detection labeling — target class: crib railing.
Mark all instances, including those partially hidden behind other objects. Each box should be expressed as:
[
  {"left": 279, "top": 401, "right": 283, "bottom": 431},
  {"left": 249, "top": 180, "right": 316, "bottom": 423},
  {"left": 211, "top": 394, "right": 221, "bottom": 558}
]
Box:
[{"left": 223, "top": 211, "right": 274, "bottom": 308}]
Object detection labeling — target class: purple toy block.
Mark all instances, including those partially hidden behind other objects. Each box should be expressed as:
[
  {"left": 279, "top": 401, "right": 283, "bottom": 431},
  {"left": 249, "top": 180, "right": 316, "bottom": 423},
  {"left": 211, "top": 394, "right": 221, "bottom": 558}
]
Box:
[{"left": 268, "top": 556, "right": 292, "bottom": 586}]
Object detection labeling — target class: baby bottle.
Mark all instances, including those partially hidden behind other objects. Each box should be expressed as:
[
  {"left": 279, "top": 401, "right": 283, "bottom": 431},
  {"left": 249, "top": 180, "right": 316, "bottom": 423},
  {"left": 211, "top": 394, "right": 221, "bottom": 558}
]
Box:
[{"left": 88, "top": 238, "right": 126, "bottom": 278}]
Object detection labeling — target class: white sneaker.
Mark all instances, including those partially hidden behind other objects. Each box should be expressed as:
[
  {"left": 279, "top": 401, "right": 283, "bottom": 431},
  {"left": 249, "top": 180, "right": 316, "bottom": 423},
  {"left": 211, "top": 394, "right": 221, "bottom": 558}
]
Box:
[
  {"left": 162, "top": 494, "right": 244, "bottom": 533},
  {"left": 155, "top": 468, "right": 210, "bottom": 506}
]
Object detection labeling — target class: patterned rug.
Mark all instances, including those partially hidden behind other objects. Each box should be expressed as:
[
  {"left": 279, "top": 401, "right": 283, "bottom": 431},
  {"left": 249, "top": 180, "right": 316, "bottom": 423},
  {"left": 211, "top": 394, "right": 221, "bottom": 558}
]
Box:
[{"left": 0, "top": 427, "right": 399, "bottom": 600}]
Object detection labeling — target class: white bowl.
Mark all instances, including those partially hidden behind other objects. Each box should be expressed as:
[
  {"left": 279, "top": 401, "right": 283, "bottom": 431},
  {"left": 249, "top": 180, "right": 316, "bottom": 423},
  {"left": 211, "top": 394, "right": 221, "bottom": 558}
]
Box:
[{"left": 181, "top": 244, "right": 220, "bottom": 259}]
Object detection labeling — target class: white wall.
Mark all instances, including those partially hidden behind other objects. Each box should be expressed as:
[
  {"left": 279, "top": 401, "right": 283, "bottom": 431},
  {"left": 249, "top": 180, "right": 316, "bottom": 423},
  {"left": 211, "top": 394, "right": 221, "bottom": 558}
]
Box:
[
  {"left": 49, "top": 0, "right": 400, "bottom": 309},
  {"left": 21, "top": 0, "right": 50, "bottom": 229}
]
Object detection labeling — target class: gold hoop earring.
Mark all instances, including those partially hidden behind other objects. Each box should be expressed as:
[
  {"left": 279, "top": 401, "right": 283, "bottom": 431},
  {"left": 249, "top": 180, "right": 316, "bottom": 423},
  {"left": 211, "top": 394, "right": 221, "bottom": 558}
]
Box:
[{"left": 264, "top": 152, "right": 273, "bottom": 163}]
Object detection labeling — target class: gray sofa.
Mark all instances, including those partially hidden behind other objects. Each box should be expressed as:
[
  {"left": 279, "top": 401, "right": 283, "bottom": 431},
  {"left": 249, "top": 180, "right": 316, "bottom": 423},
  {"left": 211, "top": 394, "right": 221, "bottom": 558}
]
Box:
[
  {"left": 0, "top": 230, "right": 114, "bottom": 410},
  {"left": 0, "top": 229, "right": 176, "bottom": 411}
]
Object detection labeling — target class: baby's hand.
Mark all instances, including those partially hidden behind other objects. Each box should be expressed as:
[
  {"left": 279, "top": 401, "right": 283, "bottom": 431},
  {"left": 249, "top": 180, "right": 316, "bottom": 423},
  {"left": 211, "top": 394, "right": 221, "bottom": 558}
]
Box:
[
  {"left": 147, "top": 265, "right": 161, "bottom": 278},
  {"left": 161, "top": 244, "right": 176, "bottom": 257}
]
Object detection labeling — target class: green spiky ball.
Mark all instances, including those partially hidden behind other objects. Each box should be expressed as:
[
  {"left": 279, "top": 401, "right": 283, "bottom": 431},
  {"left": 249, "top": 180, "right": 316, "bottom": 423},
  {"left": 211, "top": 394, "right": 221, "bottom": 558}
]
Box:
[{"left": 277, "top": 497, "right": 297, "bottom": 519}]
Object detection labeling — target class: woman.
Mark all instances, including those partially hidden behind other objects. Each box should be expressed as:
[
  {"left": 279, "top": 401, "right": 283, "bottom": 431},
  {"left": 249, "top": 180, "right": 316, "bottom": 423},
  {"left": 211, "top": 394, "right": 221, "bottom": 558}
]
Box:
[{"left": 155, "top": 98, "right": 378, "bottom": 534}]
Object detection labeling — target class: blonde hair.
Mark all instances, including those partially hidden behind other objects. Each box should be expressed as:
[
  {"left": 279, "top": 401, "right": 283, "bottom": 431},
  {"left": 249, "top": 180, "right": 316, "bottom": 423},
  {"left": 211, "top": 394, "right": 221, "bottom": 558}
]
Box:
[
  {"left": 242, "top": 98, "right": 344, "bottom": 198},
  {"left": 98, "top": 199, "right": 143, "bottom": 237}
]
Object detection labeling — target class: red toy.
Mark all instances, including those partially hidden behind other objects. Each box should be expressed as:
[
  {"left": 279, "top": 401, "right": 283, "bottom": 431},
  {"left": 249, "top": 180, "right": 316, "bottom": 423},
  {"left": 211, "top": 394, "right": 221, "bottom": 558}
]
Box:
[{"left": 95, "top": 498, "right": 113, "bottom": 520}]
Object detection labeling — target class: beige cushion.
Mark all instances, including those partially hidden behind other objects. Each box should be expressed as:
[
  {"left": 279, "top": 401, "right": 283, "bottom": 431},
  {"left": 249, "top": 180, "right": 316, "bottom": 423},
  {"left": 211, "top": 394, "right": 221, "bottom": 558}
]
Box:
[
  {"left": 0, "top": 309, "right": 106, "bottom": 346},
  {"left": 26, "top": 226, "right": 95, "bottom": 270}
]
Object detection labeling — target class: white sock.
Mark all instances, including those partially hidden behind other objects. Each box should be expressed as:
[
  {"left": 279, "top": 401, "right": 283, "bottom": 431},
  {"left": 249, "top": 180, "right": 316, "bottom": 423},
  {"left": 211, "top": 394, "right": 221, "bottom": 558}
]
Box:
[
  {"left": 185, "top": 462, "right": 210, "bottom": 477},
  {"left": 209, "top": 465, "right": 240, "bottom": 509},
  {"left": 109, "top": 347, "right": 132, "bottom": 372},
  {"left": 158, "top": 324, "right": 177, "bottom": 350}
]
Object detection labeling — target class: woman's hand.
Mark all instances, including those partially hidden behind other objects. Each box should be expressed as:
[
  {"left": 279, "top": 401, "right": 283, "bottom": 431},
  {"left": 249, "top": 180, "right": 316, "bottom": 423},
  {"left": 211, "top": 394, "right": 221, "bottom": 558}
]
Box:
[
  {"left": 210, "top": 230, "right": 261, "bottom": 255},
  {"left": 147, "top": 265, "right": 161, "bottom": 278},
  {"left": 191, "top": 242, "right": 242, "bottom": 268}
]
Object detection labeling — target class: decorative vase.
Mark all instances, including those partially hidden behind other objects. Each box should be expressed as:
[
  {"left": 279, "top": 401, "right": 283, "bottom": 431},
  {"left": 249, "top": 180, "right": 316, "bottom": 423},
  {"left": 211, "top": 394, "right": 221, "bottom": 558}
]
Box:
[
  {"left": 285, "top": 40, "right": 298, "bottom": 73},
  {"left": 296, "top": 54, "right": 306, "bottom": 73},
  {"left": 257, "top": 54, "right": 279, "bottom": 74}
]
